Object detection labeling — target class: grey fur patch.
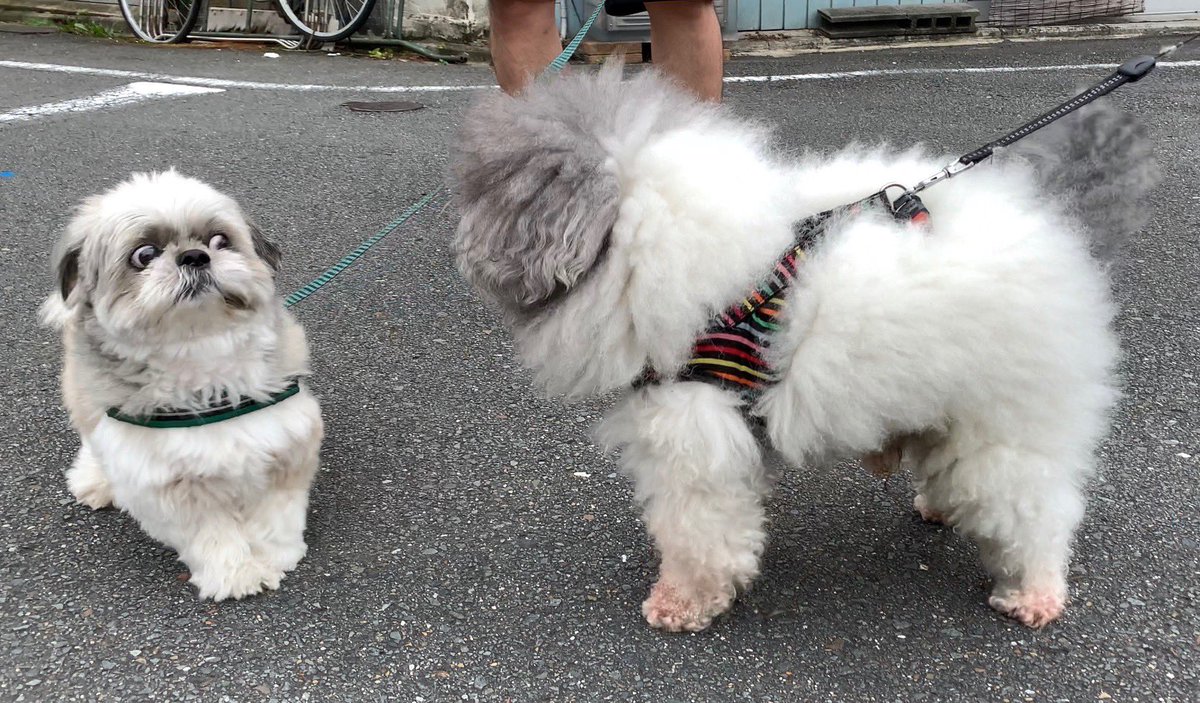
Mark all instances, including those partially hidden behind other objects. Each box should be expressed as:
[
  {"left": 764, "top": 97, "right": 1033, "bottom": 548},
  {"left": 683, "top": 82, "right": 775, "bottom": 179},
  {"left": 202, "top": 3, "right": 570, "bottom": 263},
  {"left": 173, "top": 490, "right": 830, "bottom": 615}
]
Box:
[
  {"left": 249, "top": 221, "right": 282, "bottom": 272},
  {"left": 450, "top": 63, "right": 717, "bottom": 314},
  {"left": 1004, "top": 99, "right": 1159, "bottom": 259}
]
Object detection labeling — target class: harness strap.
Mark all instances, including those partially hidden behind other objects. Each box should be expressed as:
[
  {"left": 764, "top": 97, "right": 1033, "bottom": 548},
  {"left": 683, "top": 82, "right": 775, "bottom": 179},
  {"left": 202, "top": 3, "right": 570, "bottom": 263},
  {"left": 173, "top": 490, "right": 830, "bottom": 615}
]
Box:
[{"left": 637, "top": 190, "right": 910, "bottom": 397}]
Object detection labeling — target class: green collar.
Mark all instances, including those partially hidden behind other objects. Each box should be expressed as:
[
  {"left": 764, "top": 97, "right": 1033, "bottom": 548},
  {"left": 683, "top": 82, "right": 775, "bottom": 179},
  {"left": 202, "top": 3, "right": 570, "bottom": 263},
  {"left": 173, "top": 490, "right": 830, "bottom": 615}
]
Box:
[{"left": 106, "top": 380, "right": 302, "bottom": 429}]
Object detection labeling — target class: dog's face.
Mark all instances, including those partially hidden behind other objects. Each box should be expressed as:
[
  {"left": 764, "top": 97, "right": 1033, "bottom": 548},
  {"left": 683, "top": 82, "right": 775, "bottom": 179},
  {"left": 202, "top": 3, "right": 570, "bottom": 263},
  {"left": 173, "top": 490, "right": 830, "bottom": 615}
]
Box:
[{"left": 50, "top": 171, "right": 281, "bottom": 336}]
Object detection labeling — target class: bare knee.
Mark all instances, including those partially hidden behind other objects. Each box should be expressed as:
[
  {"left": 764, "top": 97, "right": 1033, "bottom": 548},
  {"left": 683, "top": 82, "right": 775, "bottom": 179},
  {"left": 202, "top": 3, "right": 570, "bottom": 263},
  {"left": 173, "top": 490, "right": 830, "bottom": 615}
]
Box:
[
  {"left": 646, "top": 0, "right": 716, "bottom": 20},
  {"left": 489, "top": 0, "right": 555, "bottom": 23}
]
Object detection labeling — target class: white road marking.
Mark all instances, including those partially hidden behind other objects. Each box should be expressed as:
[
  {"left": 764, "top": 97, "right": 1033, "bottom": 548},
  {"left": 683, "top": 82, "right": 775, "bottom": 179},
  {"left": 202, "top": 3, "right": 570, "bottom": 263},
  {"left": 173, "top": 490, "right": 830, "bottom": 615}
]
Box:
[
  {"left": 0, "top": 81, "right": 223, "bottom": 124},
  {"left": 724, "top": 60, "right": 1200, "bottom": 83},
  {"left": 0, "top": 59, "right": 491, "bottom": 93},
  {"left": 0, "top": 58, "right": 1197, "bottom": 94}
]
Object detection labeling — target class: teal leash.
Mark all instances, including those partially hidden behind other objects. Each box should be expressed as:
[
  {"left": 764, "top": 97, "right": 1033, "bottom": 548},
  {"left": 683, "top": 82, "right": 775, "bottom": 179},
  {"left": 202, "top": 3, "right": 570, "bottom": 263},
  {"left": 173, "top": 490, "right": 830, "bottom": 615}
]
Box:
[
  {"left": 282, "top": 8, "right": 602, "bottom": 308},
  {"left": 548, "top": 4, "right": 604, "bottom": 73},
  {"left": 283, "top": 192, "right": 438, "bottom": 308}
]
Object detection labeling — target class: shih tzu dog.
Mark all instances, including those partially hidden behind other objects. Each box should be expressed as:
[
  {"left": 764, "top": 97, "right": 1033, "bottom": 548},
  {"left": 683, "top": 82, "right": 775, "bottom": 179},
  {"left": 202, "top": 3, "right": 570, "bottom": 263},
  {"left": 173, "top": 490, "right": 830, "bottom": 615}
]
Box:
[
  {"left": 41, "top": 170, "right": 324, "bottom": 600},
  {"left": 452, "top": 65, "right": 1156, "bottom": 631}
]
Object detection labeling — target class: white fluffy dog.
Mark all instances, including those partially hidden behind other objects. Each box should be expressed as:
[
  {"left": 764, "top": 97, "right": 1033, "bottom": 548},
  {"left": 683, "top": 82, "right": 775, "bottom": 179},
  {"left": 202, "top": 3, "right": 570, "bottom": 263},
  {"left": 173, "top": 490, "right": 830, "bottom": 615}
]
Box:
[
  {"left": 452, "top": 65, "right": 1156, "bottom": 631},
  {"left": 42, "top": 171, "right": 324, "bottom": 600}
]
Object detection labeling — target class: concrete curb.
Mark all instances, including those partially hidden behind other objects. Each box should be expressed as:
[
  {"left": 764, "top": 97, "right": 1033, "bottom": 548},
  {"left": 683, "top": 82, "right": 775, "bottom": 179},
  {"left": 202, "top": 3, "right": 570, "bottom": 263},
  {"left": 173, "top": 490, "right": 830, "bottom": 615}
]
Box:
[{"left": 732, "top": 18, "right": 1200, "bottom": 58}]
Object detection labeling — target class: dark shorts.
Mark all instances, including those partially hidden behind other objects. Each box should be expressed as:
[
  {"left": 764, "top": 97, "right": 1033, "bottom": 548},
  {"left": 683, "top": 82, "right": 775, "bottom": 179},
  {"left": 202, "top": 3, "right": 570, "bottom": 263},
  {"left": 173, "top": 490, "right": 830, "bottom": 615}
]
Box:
[{"left": 604, "top": 0, "right": 679, "bottom": 17}]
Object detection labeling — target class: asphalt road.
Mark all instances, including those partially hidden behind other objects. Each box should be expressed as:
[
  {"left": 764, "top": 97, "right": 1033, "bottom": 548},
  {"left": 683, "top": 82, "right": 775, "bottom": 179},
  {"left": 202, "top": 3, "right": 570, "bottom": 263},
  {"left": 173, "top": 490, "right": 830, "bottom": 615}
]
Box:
[{"left": 1, "top": 30, "right": 1198, "bottom": 703}]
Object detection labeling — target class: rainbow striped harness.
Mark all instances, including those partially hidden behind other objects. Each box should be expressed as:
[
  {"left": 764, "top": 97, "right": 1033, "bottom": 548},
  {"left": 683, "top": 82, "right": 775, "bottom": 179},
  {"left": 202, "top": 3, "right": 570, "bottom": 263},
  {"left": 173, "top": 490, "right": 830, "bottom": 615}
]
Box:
[{"left": 636, "top": 191, "right": 928, "bottom": 400}]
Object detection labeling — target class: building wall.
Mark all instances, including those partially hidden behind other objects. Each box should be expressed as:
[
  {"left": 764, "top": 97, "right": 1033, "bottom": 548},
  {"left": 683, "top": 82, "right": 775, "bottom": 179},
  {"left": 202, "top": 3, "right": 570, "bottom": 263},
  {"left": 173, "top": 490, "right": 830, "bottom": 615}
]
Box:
[
  {"left": 737, "top": 0, "right": 963, "bottom": 31},
  {"left": 396, "top": 0, "right": 487, "bottom": 40},
  {"left": 1142, "top": 0, "right": 1199, "bottom": 12},
  {"left": 1, "top": 0, "right": 1180, "bottom": 38}
]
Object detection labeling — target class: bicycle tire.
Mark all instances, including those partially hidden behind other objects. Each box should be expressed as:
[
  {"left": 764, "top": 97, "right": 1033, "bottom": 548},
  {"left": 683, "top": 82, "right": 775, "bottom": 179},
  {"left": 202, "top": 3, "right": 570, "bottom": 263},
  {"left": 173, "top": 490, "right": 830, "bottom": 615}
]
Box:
[
  {"left": 118, "top": 0, "right": 202, "bottom": 43},
  {"left": 275, "top": 0, "right": 377, "bottom": 43}
]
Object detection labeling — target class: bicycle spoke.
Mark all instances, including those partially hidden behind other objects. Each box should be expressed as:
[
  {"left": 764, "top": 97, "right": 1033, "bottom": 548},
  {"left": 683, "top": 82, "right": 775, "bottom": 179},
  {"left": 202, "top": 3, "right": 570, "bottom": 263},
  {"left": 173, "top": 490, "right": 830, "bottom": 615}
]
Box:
[
  {"left": 122, "top": 0, "right": 196, "bottom": 42},
  {"left": 279, "top": 0, "right": 376, "bottom": 41}
]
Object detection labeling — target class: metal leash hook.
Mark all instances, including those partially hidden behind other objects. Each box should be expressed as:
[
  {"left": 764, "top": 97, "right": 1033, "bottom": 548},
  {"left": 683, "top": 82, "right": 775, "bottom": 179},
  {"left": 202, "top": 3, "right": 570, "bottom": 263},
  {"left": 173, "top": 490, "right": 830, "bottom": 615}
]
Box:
[{"left": 881, "top": 183, "right": 931, "bottom": 226}]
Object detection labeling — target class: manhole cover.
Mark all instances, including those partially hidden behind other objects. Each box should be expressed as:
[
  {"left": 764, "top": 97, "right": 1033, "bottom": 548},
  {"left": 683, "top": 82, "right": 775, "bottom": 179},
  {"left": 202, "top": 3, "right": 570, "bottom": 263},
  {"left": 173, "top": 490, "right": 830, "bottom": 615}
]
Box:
[{"left": 341, "top": 100, "right": 425, "bottom": 113}]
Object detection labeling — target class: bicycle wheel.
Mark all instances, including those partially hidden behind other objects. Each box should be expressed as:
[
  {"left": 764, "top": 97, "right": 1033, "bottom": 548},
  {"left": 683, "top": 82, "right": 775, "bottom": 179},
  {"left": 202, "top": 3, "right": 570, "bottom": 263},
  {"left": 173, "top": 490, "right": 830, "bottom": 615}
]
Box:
[
  {"left": 118, "top": 0, "right": 202, "bottom": 43},
  {"left": 276, "top": 0, "right": 377, "bottom": 43}
]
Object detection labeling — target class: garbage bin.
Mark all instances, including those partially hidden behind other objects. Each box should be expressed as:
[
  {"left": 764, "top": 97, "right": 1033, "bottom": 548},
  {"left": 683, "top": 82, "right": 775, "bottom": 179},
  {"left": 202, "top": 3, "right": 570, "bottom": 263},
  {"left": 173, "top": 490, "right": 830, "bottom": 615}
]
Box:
[{"left": 562, "top": 0, "right": 739, "bottom": 41}]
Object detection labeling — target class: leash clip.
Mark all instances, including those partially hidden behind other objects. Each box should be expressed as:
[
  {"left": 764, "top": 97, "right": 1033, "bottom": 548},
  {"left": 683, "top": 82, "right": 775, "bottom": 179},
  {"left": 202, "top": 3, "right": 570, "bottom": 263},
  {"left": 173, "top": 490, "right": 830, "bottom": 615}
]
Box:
[{"left": 909, "top": 160, "right": 976, "bottom": 195}]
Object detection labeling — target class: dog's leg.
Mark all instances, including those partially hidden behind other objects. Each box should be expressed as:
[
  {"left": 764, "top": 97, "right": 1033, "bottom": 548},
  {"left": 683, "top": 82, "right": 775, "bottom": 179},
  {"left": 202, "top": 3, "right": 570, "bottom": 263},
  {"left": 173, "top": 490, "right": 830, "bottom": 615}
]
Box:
[
  {"left": 244, "top": 439, "right": 320, "bottom": 574},
  {"left": 65, "top": 440, "right": 114, "bottom": 510},
  {"left": 920, "top": 444, "right": 1083, "bottom": 628},
  {"left": 120, "top": 477, "right": 284, "bottom": 601},
  {"left": 598, "top": 383, "right": 768, "bottom": 632},
  {"left": 861, "top": 435, "right": 906, "bottom": 478},
  {"left": 912, "top": 493, "right": 946, "bottom": 525}
]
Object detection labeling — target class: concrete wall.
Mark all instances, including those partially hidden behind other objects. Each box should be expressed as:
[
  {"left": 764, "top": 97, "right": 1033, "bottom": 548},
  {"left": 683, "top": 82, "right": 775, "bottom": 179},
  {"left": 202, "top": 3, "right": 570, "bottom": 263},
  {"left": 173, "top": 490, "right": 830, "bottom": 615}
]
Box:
[{"left": 394, "top": 0, "right": 488, "bottom": 41}]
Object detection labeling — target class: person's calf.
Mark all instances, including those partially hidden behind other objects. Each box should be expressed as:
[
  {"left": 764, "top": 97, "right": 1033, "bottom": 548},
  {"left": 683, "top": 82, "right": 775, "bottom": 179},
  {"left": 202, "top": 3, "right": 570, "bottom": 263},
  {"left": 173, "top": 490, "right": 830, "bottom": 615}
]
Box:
[
  {"left": 646, "top": 0, "right": 724, "bottom": 101},
  {"left": 489, "top": 0, "right": 559, "bottom": 94}
]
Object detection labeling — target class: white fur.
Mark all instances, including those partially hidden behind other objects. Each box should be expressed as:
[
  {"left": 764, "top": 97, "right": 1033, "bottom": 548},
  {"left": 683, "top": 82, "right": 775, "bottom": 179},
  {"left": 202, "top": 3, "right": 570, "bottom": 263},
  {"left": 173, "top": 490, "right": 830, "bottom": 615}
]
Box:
[
  {"left": 517, "top": 126, "right": 1118, "bottom": 631},
  {"left": 81, "top": 394, "right": 322, "bottom": 600},
  {"left": 48, "top": 171, "right": 324, "bottom": 600}
]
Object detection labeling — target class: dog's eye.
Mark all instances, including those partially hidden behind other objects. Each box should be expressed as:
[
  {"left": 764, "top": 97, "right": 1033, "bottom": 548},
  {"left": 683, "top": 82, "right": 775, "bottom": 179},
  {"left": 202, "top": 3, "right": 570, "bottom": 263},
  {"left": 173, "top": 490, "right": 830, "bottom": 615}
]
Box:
[
  {"left": 208, "top": 233, "right": 230, "bottom": 250},
  {"left": 130, "top": 245, "right": 160, "bottom": 269}
]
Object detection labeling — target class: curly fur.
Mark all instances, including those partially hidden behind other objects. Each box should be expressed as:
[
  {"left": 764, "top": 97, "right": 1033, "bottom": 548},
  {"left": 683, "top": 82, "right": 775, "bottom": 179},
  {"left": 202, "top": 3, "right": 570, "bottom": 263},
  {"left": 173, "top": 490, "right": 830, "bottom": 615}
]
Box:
[
  {"left": 451, "top": 64, "right": 1157, "bottom": 631},
  {"left": 1005, "top": 100, "right": 1158, "bottom": 259}
]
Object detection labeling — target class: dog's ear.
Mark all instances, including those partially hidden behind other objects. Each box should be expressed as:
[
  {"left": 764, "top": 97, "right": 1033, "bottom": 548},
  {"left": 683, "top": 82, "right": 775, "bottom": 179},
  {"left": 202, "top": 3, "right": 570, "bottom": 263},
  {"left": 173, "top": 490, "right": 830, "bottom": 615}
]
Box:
[
  {"left": 248, "top": 221, "right": 282, "bottom": 273},
  {"left": 451, "top": 80, "right": 622, "bottom": 311},
  {"left": 41, "top": 227, "right": 88, "bottom": 329},
  {"left": 51, "top": 197, "right": 101, "bottom": 308},
  {"left": 56, "top": 244, "right": 82, "bottom": 301}
]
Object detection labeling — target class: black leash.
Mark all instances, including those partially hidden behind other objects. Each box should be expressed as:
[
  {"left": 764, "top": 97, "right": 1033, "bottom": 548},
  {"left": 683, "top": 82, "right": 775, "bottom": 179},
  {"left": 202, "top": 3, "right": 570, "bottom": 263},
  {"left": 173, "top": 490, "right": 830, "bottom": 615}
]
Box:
[{"left": 900, "top": 33, "right": 1200, "bottom": 199}]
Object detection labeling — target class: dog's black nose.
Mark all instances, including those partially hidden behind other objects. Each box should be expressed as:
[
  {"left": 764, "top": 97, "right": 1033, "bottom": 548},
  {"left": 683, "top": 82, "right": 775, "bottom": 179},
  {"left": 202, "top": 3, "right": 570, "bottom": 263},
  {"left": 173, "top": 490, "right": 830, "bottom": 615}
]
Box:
[{"left": 177, "top": 249, "right": 211, "bottom": 268}]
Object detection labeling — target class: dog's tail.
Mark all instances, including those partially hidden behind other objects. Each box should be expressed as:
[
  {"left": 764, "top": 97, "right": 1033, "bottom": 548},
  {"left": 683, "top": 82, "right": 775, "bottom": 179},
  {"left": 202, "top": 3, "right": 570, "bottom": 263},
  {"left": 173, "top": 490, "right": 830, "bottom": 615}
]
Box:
[{"left": 1004, "top": 100, "right": 1159, "bottom": 259}]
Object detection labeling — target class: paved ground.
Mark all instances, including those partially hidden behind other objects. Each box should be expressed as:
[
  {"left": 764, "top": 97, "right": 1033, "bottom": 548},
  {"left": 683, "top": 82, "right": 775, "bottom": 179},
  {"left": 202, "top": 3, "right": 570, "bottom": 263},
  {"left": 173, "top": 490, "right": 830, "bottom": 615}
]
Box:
[{"left": 1, "top": 30, "right": 1198, "bottom": 703}]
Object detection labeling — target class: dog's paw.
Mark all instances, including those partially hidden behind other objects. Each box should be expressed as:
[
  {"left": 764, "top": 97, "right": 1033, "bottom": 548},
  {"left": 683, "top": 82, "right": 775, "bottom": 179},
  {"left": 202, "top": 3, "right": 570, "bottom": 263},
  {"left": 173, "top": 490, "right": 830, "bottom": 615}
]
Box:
[
  {"left": 913, "top": 494, "right": 946, "bottom": 525},
  {"left": 641, "top": 580, "right": 732, "bottom": 633},
  {"left": 190, "top": 560, "right": 283, "bottom": 601},
  {"left": 66, "top": 454, "right": 114, "bottom": 510},
  {"left": 988, "top": 586, "right": 1065, "bottom": 629},
  {"left": 264, "top": 540, "right": 308, "bottom": 574}
]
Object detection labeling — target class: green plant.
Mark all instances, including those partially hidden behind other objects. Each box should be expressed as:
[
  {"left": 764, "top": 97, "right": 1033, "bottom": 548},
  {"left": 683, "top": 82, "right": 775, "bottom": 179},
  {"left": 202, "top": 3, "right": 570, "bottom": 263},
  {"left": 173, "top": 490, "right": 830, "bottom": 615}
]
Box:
[
  {"left": 367, "top": 47, "right": 395, "bottom": 60},
  {"left": 61, "top": 19, "right": 118, "bottom": 39}
]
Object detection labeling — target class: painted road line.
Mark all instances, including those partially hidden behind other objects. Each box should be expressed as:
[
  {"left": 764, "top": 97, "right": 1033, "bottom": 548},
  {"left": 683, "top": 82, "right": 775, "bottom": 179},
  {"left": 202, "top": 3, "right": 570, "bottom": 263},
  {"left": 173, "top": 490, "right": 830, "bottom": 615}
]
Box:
[
  {"left": 723, "top": 59, "right": 1200, "bottom": 83},
  {"left": 0, "top": 81, "right": 224, "bottom": 124},
  {"left": 0, "top": 59, "right": 492, "bottom": 93},
  {"left": 1, "top": 58, "right": 1198, "bottom": 93}
]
